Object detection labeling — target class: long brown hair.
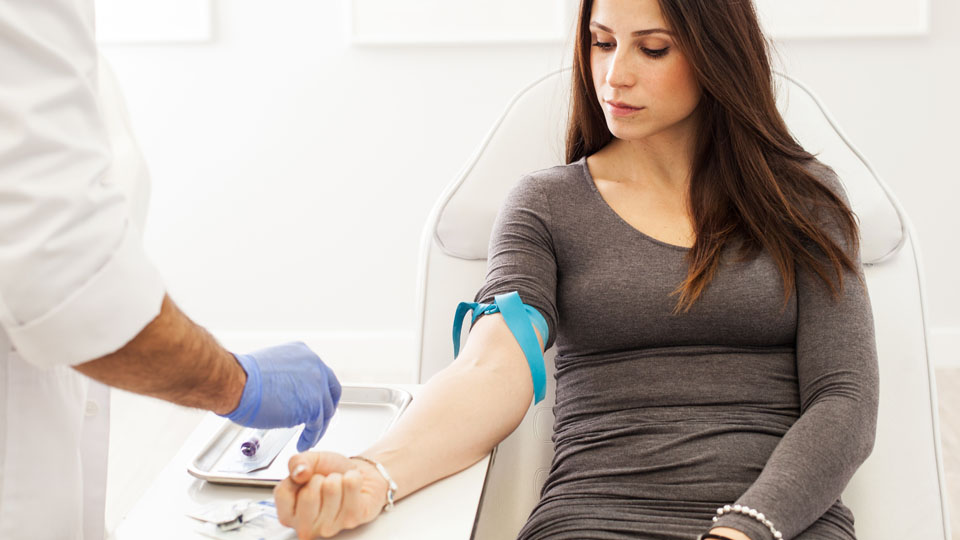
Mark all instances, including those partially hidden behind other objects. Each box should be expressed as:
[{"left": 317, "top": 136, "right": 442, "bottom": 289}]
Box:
[{"left": 566, "top": 0, "right": 860, "bottom": 312}]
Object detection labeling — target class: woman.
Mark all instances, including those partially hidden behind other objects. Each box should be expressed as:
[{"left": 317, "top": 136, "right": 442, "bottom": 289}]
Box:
[{"left": 273, "top": 0, "right": 879, "bottom": 538}]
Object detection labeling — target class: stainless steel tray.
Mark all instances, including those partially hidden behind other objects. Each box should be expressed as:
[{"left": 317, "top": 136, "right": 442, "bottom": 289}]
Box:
[{"left": 187, "top": 385, "right": 412, "bottom": 486}]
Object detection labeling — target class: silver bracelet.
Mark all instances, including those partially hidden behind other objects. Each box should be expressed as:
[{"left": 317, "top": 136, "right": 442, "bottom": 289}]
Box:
[
  {"left": 712, "top": 504, "right": 782, "bottom": 539},
  {"left": 351, "top": 455, "right": 398, "bottom": 512}
]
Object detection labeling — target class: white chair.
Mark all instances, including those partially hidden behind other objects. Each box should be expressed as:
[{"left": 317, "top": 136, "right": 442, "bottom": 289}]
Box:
[{"left": 414, "top": 68, "right": 953, "bottom": 540}]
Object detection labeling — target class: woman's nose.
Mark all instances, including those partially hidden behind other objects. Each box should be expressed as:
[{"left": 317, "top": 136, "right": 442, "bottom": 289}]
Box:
[{"left": 605, "top": 50, "right": 636, "bottom": 88}]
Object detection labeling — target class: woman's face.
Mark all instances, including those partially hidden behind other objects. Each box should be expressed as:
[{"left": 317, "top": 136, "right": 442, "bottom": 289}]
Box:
[{"left": 589, "top": 0, "right": 702, "bottom": 143}]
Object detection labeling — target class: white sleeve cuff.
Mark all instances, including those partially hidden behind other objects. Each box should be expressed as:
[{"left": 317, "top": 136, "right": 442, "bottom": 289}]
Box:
[{"left": 5, "top": 223, "right": 165, "bottom": 367}]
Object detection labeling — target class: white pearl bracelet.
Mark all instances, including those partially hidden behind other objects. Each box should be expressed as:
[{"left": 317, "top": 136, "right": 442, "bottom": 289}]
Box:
[{"left": 712, "top": 504, "right": 782, "bottom": 539}]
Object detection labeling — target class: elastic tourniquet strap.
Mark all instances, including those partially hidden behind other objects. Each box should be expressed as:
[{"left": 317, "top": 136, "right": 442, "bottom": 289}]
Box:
[{"left": 452, "top": 291, "right": 548, "bottom": 404}]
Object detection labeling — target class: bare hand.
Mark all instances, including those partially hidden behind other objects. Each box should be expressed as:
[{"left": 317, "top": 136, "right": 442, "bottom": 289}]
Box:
[
  {"left": 709, "top": 527, "right": 753, "bottom": 540},
  {"left": 274, "top": 452, "right": 388, "bottom": 539}
]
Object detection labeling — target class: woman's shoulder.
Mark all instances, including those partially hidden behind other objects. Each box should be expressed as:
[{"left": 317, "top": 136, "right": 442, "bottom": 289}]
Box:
[
  {"left": 802, "top": 158, "right": 849, "bottom": 203},
  {"left": 493, "top": 161, "right": 591, "bottom": 241},
  {"left": 512, "top": 159, "right": 588, "bottom": 199},
  {"left": 798, "top": 158, "right": 858, "bottom": 249}
]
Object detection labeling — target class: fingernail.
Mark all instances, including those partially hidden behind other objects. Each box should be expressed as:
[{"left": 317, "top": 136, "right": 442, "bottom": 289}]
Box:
[{"left": 293, "top": 464, "right": 307, "bottom": 477}]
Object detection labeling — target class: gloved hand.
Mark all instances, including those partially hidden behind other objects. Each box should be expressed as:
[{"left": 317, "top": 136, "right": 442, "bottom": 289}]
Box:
[{"left": 220, "top": 341, "right": 342, "bottom": 452}]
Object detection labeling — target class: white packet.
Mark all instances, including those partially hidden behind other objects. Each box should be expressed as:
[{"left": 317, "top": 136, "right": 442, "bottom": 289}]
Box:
[{"left": 194, "top": 500, "right": 295, "bottom": 540}]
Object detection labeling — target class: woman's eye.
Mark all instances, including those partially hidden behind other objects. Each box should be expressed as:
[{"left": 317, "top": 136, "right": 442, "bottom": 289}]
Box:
[
  {"left": 641, "top": 46, "right": 670, "bottom": 58},
  {"left": 591, "top": 41, "right": 614, "bottom": 50}
]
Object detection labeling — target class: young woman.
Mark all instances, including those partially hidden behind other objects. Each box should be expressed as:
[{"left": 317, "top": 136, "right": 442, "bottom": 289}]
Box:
[{"left": 273, "top": 0, "right": 879, "bottom": 538}]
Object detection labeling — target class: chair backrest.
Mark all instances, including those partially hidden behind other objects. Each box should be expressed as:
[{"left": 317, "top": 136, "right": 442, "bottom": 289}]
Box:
[{"left": 414, "top": 68, "right": 952, "bottom": 540}]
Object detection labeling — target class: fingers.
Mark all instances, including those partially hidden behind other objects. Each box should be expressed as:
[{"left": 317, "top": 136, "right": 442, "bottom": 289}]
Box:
[
  {"left": 273, "top": 476, "right": 298, "bottom": 527},
  {"left": 294, "top": 474, "right": 325, "bottom": 540},
  {"left": 287, "top": 452, "right": 356, "bottom": 484},
  {"left": 322, "top": 388, "right": 336, "bottom": 432},
  {"left": 297, "top": 374, "right": 339, "bottom": 453},
  {"left": 326, "top": 364, "right": 342, "bottom": 405},
  {"left": 276, "top": 471, "right": 366, "bottom": 539},
  {"left": 274, "top": 461, "right": 376, "bottom": 539},
  {"left": 278, "top": 452, "right": 364, "bottom": 537},
  {"left": 336, "top": 469, "right": 363, "bottom": 529},
  {"left": 296, "top": 420, "right": 323, "bottom": 453},
  {"left": 288, "top": 453, "right": 316, "bottom": 484},
  {"left": 315, "top": 473, "right": 344, "bottom": 536}
]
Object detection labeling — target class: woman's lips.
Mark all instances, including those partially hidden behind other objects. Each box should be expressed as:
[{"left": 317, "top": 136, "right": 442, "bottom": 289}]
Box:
[{"left": 606, "top": 100, "right": 644, "bottom": 117}]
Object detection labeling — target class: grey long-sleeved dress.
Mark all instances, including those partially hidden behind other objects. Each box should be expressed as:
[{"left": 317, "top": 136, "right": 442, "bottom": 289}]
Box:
[{"left": 474, "top": 158, "right": 879, "bottom": 540}]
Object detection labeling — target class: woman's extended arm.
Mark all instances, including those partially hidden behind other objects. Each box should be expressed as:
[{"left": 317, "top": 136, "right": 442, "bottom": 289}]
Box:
[
  {"left": 274, "top": 312, "right": 543, "bottom": 539},
  {"left": 276, "top": 175, "right": 558, "bottom": 539}
]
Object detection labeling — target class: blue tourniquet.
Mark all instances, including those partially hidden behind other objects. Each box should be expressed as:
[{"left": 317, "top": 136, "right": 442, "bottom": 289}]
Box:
[{"left": 452, "top": 292, "right": 548, "bottom": 404}]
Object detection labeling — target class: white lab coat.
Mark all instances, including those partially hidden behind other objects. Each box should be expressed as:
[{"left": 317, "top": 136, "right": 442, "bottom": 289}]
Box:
[{"left": 0, "top": 1, "right": 166, "bottom": 538}]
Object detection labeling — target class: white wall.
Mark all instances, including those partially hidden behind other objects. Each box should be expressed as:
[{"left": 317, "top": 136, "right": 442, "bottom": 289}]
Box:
[{"left": 101, "top": 0, "right": 959, "bottom": 375}]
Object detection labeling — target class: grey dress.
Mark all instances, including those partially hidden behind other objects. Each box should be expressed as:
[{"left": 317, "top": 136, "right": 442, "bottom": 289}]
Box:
[{"left": 474, "top": 158, "right": 879, "bottom": 540}]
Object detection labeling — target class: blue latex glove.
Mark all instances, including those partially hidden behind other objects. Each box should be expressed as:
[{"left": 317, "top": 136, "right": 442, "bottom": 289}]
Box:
[{"left": 220, "top": 341, "right": 342, "bottom": 452}]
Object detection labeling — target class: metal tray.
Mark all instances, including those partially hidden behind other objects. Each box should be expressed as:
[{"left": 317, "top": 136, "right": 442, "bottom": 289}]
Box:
[{"left": 188, "top": 385, "right": 412, "bottom": 486}]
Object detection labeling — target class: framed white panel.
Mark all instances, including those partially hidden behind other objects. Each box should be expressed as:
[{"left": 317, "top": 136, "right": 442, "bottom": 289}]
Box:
[
  {"left": 96, "top": 0, "right": 213, "bottom": 44},
  {"left": 351, "top": 0, "right": 577, "bottom": 45},
  {"left": 756, "top": 0, "right": 930, "bottom": 38}
]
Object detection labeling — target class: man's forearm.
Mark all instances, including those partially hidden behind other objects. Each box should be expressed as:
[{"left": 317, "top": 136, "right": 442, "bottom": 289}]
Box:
[{"left": 73, "top": 294, "right": 245, "bottom": 414}]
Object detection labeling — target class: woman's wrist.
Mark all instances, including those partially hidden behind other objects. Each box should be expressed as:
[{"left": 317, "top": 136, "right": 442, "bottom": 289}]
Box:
[
  {"left": 349, "top": 456, "right": 392, "bottom": 510},
  {"left": 712, "top": 503, "right": 780, "bottom": 540}
]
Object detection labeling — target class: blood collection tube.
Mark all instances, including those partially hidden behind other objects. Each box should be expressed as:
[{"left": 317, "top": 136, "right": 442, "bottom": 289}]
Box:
[{"left": 240, "top": 429, "right": 268, "bottom": 457}]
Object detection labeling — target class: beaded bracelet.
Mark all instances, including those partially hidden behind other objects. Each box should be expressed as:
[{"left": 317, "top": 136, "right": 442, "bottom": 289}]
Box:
[{"left": 712, "top": 504, "right": 782, "bottom": 539}]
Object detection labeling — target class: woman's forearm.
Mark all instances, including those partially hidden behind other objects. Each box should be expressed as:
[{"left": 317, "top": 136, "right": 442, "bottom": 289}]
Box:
[{"left": 360, "top": 315, "right": 536, "bottom": 500}]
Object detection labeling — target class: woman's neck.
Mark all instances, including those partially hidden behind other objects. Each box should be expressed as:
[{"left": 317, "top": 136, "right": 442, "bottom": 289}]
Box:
[{"left": 602, "top": 109, "right": 700, "bottom": 193}]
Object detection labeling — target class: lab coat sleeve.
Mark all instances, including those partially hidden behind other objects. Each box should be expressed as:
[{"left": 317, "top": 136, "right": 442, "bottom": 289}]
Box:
[{"left": 0, "top": 0, "right": 166, "bottom": 367}]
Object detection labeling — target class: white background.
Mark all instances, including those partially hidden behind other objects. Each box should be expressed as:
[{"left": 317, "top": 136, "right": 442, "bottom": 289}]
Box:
[
  {"left": 95, "top": 0, "right": 959, "bottom": 533},
  {"left": 96, "top": 0, "right": 212, "bottom": 43},
  {"left": 755, "top": 0, "right": 929, "bottom": 37},
  {"left": 351, "top": 0, "right": 577, "bottom": 43}
]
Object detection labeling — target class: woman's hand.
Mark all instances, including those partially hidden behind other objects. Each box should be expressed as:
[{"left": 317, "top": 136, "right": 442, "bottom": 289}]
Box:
[
  {"left": 709, "top": 527, "right": 752, "bottom": 540},
  {"left": 273, "top": 452, "right": 389, "bottom": 539}
]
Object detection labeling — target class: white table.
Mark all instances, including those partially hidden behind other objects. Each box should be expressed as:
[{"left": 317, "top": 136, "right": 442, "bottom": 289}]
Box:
[{"left": 114, "top": 384, "right": 491, "bottom": 540}]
